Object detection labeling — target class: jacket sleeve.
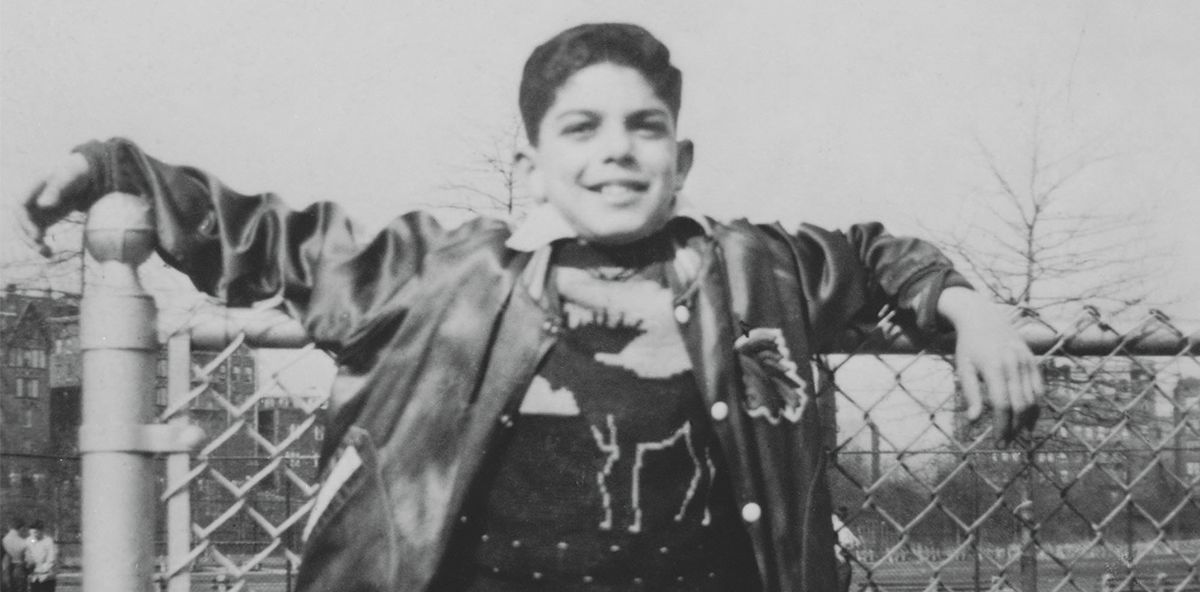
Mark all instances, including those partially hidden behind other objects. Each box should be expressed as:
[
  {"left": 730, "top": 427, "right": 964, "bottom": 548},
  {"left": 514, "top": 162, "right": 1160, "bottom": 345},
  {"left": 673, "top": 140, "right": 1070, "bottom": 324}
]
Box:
[
  {"left": 73, "top": 137, "right": 446, "bottom": 353},
  {"left": 787, "top": 221, "right": 972, "bottom": 350}
]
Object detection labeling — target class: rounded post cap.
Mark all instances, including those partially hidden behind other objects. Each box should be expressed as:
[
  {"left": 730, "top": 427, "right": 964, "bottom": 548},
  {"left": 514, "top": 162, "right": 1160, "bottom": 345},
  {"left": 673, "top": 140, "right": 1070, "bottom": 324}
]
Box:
[{"left": 85, "top": 192, "right": 156, "bottom": 264}]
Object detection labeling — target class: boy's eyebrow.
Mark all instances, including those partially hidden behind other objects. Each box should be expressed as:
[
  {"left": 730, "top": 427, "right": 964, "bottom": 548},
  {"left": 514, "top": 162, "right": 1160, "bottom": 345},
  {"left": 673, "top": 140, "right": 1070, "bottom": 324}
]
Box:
[
  {"left": 553, "top": 109, "right": 600, "bottom": 121},
  {"left": 552, "top": 107, "right": 672, "bottom": 122},
  {"left": 626, "top": 108, "right": 672, "bottom": 122}
]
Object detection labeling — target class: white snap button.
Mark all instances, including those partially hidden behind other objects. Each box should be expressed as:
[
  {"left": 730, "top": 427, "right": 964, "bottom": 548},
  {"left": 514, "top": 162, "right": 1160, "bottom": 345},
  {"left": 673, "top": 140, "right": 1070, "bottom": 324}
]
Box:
[
  {"left": 674, "top": 305, "right": 690, "bottom": 324},
  {"left": 742, "top": 502, "right": 762, "bottom": 523},
  {"left": 710, "top": 401, "right": 729, "bottom": 421}
]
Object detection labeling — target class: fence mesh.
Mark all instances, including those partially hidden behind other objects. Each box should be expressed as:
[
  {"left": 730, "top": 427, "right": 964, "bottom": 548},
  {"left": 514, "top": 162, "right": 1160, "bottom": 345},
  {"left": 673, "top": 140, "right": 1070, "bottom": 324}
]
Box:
[
  {"left": 160, "top": 335, "right": 331, "bottom": 592},
  {"left": 161, "top": 307, "right": 1200, "bottom": 591}
]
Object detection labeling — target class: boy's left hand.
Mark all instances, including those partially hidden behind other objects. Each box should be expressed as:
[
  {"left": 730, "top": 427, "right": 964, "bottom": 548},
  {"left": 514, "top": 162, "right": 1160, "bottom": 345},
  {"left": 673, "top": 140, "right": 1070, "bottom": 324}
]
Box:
[{"left": 937, "top": 287, "right": 1044, "bottom": 442}]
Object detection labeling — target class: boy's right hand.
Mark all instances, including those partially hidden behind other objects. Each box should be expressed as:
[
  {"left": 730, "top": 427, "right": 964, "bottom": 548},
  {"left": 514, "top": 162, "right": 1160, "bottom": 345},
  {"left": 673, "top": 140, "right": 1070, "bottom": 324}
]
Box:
[{"left": 10, "top": 152, "right": 93, "bottom": 256}]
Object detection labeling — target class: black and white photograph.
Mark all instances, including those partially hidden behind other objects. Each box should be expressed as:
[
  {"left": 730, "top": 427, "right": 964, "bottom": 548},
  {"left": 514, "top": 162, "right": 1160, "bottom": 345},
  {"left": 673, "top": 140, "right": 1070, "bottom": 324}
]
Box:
[{"left": 2, "top": 2, "right": 1198, "bottom": 591}]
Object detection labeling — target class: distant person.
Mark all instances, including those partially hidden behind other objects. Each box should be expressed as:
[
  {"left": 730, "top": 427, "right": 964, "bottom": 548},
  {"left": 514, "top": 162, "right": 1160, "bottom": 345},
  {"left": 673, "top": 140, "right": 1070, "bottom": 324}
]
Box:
[
  {"left": 2, "top": 519, "right": 29, "bottom": 592},
  {"left": 831, "top": 506, "right": 862, "bottom": 592},
  {"left": 24, "top": 521, "right": 55, "bottom": 592}
]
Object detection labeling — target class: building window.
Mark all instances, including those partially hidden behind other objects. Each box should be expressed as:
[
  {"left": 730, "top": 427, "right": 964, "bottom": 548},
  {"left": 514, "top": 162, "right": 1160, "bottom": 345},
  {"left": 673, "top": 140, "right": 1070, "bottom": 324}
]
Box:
[
  {"left": 23, "top": 409, "right": 34, "bottom": 428},
  {"left": 15, "top": 378, "right": 40, "bottom": 399},
  {"left": 7, "top": 348, "right": 47, "bottom": 368},
  {"left": 156, "top": 386, "right": 168, "bottom": 406},
  {"left": 1187, "top": 462, "right": 1200, "bottom": 477}
]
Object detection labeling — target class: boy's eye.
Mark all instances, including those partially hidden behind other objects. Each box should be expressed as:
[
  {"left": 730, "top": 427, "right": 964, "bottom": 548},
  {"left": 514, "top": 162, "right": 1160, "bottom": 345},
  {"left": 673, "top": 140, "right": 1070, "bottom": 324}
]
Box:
[
  {"left": 630, "top": 116, "right": 670, "bottom": 137},
  {"left": 561, "top": 120, "right": 597, "bottom": 136}
]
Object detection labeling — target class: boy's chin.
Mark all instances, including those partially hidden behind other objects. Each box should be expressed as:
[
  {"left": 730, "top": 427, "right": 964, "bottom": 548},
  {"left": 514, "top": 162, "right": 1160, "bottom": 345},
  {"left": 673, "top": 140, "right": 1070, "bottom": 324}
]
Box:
[{"left": 576, "top": 216, "right": 671, "bottom": 246}]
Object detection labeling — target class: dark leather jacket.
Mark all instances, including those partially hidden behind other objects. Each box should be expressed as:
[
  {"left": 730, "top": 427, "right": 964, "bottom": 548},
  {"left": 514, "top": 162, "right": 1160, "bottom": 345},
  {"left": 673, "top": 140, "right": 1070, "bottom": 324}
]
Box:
[{"left": 78, "top": 138, "right": 970, "bottom": 592}]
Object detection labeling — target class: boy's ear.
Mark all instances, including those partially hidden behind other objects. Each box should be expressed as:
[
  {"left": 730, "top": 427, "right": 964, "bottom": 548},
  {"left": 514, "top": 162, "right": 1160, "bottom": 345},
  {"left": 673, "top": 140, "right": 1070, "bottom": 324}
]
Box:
[
  {"left": 674, "top": 139, "right": 695, "bottom": 191},
  {"left": 514, "top": 147, "right": 546, "bottom": 203}
]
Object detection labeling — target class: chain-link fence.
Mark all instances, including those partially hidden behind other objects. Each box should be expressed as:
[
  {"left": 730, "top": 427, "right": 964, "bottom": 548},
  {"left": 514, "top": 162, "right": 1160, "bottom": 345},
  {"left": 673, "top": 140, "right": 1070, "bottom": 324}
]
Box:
[
  {"left": 143, "top": 305, "right": 1198, "bottom": 592},
  {"left": 828, "top": 309, "right": 1200, "bottom": 592},
  {"left": 155, "top": 326, "right": 329, "bottom": 592}
]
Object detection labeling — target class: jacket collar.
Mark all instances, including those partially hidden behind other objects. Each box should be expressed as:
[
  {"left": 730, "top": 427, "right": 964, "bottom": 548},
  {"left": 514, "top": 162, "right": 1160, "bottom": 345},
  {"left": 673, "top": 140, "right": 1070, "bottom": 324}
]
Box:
[
  {"left": 504, "top": 196, "right": 713, "bottom": 252},
  {"left": 509, "top": 198, "right": 713, "bottom": 303}
]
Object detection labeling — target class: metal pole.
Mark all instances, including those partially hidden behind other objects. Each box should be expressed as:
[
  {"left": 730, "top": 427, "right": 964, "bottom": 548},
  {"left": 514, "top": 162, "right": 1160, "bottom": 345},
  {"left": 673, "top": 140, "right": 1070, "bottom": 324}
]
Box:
[
  {"left": 1126, "top": 457, "right": 1134, "bottom": 563},
  {"left": 286, "top": 470, "right": 293, "bottom": 592},
  {"left": 1017, "top": 469, "right": 1037, "bottom": 592},
  {"left": 79, "top": 193, "right": 159, "bottom": 592},
  {"left": 973, "top": 476, "right": 981, "bottom": 592},
  {"left": 79, "top": 193, "right": 202, "bottom": 592},
  {"left": 870, "top": 422, "right": 881, "bottom": 484},
  {"left": 165, "top": 334, "right": 193, "bottom": 592}
]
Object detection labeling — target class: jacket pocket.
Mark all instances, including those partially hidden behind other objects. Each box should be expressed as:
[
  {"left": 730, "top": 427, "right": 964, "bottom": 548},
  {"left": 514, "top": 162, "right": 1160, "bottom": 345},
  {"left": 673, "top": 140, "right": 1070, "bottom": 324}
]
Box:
[{"left": 297, "top": 425, "right": 396, "bottom": 592}]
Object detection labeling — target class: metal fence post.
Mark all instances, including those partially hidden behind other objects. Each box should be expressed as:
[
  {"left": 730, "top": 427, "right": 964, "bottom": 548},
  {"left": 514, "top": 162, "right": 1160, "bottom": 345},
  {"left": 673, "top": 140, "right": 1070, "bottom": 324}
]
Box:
[
  {"left": 165, "top": 333, "right": 194, "bottom": 592},
  {"left": 79, "top": 192, "right": 201, "bottom": 592},
  {"left": 1017, "top": 474, "right": 1037, "bottom": 592}
]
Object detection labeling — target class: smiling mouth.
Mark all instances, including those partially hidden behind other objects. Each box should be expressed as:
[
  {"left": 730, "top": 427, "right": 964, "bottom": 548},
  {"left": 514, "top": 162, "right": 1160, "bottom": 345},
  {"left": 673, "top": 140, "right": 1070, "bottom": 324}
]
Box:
[{"left": 587, "top": 181, "right": 650, "bottom": 199}]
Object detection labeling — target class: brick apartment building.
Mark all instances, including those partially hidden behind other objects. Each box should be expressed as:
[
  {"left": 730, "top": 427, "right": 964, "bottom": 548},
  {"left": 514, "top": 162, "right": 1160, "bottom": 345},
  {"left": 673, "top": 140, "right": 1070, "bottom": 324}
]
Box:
[{"left": 1, "top": 286, "right": 324, "bottom": 546}]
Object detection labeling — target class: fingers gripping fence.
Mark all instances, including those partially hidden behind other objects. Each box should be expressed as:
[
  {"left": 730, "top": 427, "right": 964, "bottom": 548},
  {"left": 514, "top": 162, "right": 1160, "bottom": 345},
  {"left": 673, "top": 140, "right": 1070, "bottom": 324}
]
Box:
[{"left": 80, "top": 193, "right": 1200, "bottom": 591}]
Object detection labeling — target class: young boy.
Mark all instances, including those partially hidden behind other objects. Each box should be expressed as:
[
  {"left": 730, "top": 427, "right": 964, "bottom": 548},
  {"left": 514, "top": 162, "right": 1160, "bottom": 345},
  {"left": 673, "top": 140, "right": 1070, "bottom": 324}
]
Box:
[{"left": 14, "top": 22, "right": 1040, "bottom": 592}]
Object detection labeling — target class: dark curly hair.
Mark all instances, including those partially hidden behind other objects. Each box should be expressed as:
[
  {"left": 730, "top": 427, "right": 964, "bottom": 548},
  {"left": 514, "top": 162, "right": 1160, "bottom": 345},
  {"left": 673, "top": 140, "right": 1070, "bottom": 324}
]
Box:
[{"left": 519, "top": 23, "right": 682, "bottom": 145}]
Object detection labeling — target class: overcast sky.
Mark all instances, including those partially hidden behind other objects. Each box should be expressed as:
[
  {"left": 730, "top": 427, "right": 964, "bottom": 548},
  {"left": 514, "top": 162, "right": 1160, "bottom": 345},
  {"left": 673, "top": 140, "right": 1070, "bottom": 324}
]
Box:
[{"left": 2, "top": 1, "right": 1197, "bottom": 319}]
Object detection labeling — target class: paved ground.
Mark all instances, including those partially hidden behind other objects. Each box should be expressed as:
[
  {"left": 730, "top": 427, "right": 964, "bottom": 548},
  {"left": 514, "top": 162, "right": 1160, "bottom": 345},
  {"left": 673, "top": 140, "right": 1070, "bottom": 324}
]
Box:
[{"left": 50, "top": 557, "right": 1200, "bottom": 591}]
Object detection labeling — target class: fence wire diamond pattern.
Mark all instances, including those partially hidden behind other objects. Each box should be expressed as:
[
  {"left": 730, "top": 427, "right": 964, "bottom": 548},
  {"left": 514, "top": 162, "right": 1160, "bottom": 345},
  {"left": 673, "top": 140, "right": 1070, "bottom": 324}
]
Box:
[
  {"left": 159, "top": 308, "right": 1199, "bottom": 591},
  {"left": 161, "top": 334, "right": 332, "bottom": 592}
]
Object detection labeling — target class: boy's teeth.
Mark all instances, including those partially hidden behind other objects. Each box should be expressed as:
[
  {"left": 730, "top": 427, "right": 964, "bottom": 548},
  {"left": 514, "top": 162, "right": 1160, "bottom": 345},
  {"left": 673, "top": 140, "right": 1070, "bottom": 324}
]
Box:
[{"left": 600, "top": 184, "right": 632, "bottom": 196}]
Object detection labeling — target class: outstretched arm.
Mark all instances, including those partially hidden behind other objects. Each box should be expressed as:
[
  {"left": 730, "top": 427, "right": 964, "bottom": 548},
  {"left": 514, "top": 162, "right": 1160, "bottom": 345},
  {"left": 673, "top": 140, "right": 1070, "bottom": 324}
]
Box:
[
  {"left": 937, "top": 286, "right": 1043, "bottom": 442},
  {"left": 784, "top": 221, "right": 1042, "bottom": 442},
  {"left": 9, "top": 139, "right": 445, "bottom": 353}
]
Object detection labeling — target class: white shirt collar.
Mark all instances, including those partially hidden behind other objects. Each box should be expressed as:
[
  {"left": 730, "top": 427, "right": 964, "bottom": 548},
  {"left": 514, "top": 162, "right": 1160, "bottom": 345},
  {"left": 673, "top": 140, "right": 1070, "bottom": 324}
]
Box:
[{"left": 504, "top": 196, "right": 712, "bottom": 252}]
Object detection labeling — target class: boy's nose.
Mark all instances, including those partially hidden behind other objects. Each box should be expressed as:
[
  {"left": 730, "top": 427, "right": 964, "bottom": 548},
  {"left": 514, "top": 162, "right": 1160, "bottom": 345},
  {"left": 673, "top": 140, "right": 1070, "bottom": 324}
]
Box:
[{"left": 598, "top": 127, "right": 636, "bottom": 164}]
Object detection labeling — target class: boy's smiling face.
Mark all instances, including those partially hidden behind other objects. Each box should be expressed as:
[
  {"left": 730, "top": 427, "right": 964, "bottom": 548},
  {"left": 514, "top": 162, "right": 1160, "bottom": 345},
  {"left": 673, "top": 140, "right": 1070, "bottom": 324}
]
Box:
[{"left": 522, "top": 62, "right": 693, "bottom": 245}]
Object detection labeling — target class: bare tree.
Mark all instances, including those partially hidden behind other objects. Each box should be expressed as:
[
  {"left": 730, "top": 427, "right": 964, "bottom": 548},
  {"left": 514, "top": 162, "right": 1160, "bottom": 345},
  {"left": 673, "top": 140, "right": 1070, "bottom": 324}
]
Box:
[
  {"left": 930, "top": 102, "right": 1163, "bottom": 316},
  {"left": 431, "top": 116, "right": 533, "bottom": 224},
  {"left": 0, "top": 214, "right": 87, "bottom": 294},
  {"left": 925, "top": 92, "right": 1187, "bottom": 545}
]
